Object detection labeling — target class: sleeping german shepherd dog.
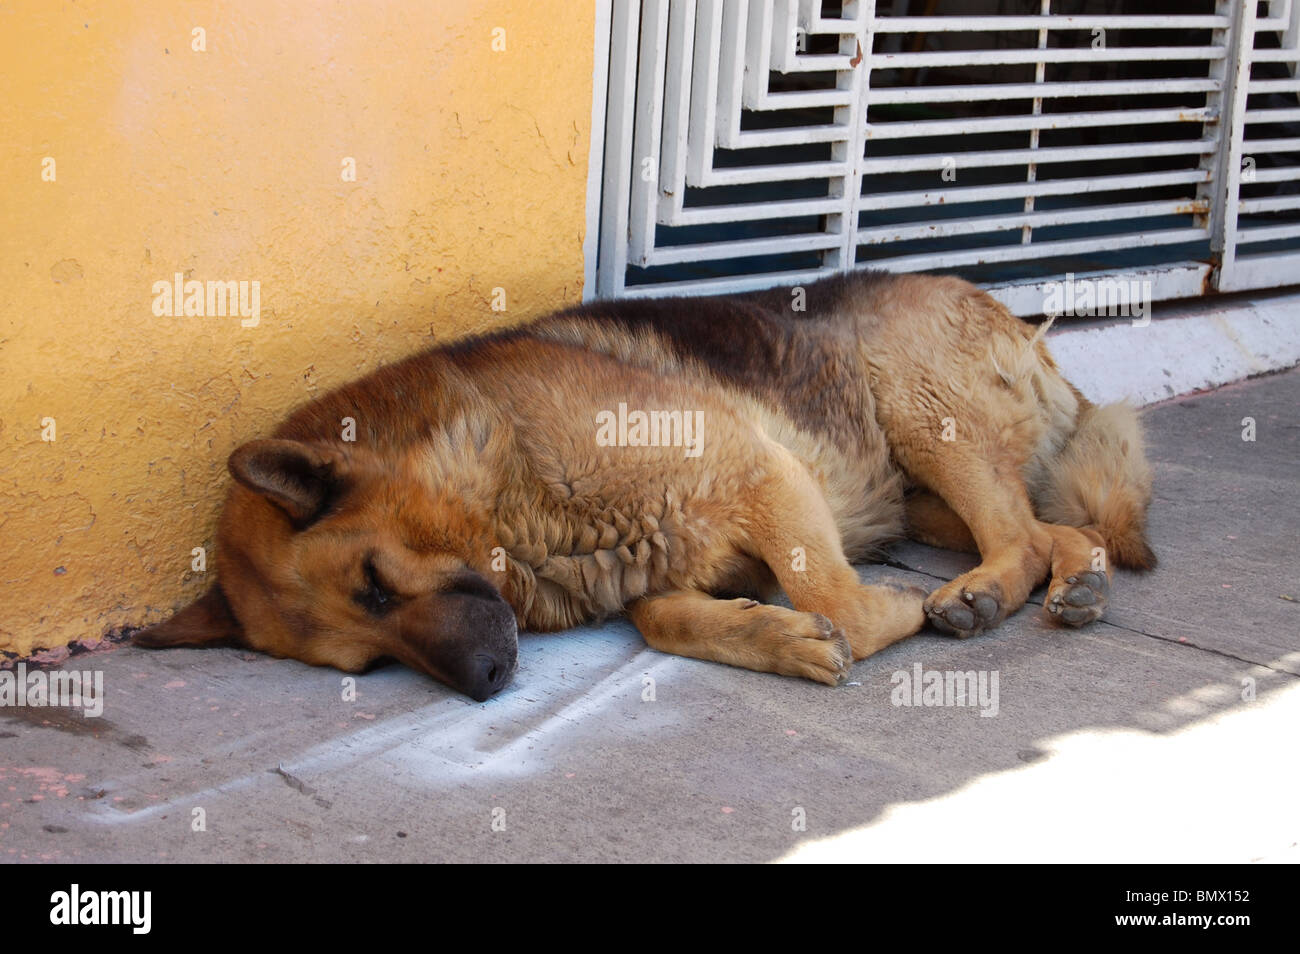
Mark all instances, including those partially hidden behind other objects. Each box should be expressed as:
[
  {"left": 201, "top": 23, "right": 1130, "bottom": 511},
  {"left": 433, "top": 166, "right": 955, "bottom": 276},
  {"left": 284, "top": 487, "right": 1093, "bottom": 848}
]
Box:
[{"left": 136, "top": 271, "right": 1155, "bottom": 700}]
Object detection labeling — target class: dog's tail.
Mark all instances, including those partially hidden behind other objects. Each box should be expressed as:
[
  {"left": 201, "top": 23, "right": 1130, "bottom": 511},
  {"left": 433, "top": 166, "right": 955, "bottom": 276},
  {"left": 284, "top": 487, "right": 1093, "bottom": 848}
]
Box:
[{"left": 1035, "top": 400, "right": 1158, "bottom": 571}]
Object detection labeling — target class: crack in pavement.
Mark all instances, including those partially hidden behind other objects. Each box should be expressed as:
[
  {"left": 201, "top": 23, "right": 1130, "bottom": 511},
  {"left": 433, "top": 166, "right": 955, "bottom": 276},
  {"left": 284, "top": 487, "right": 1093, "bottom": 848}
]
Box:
[
  {"left": 879, "top": 556, "right": 1300, "bottom": 679},
  {"left": 271, "top": 763, "right": 333, "bottom": 809}
]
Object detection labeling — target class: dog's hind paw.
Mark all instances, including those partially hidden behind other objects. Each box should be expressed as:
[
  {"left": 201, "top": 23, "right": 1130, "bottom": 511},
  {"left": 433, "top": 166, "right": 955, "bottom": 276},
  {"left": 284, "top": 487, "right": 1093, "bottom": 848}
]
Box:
[
  {"left": 924, "top": 580, "right": 1003, "bottom": 639},
  {"left": 1045, "top": 570, "right": 1109, "bottom": 627}
]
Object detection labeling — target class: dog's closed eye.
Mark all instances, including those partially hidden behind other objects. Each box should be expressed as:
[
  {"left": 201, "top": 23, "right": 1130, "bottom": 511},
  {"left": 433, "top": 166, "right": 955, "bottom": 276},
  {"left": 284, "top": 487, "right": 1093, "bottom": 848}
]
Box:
[{"left": 355, "top": 557, "right": 398, "bottom": 616}]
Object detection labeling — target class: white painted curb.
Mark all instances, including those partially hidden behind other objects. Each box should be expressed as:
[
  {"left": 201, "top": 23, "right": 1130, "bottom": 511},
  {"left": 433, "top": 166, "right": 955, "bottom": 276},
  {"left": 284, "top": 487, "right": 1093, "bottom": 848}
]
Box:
[{"left": 1047, "top": 289, "right": 1300, "bottom": 407}]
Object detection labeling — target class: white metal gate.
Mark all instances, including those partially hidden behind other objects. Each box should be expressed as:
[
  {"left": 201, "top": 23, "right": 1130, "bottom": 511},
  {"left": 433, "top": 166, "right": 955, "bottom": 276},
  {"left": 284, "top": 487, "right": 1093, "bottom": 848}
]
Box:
[{"left": 587, "top": 0, "right": 1300, "bottom": 313}]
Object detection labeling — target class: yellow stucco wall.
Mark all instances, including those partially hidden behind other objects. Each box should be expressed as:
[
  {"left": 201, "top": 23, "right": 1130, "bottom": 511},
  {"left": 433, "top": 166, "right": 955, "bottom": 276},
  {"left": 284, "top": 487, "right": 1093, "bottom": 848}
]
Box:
[{"left": 0, "top": 1, "right": 595, "bottom": 655}]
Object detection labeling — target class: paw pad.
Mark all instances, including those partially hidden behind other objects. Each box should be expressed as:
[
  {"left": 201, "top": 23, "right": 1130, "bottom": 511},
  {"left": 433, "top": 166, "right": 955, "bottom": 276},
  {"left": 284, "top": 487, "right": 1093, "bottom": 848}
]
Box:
[{"left": 1046, "top": 571, "right": 1109, "bottom": 627}]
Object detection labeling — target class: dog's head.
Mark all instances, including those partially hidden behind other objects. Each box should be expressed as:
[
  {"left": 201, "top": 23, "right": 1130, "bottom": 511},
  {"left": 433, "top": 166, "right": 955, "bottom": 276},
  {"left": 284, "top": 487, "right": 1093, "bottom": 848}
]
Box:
[{"left": 135, "top": 439, "right": 518, "bottom": 702}]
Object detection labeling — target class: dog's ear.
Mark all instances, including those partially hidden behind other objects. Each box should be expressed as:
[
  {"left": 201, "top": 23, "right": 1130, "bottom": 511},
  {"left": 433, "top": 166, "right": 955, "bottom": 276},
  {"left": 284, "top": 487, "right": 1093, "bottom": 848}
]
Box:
[
  {"left": 134, "top": 586, "right": 243, "bottom": 649},
  {"left": 227, "top": 439, "right": 342, "bottom": 525}
]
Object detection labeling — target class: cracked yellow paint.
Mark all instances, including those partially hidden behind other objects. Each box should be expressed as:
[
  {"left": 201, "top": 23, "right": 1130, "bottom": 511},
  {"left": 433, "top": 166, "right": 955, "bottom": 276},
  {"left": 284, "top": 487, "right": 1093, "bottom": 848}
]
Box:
[{"left": 0, "top": 1, "right": 595, "bottom": 654}]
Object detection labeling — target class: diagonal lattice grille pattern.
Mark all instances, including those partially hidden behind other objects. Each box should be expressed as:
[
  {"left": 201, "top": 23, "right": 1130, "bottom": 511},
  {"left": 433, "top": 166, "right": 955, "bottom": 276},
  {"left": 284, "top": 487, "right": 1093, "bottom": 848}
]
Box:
[{"left": 593, "top": 1, "right": 1300, "bottom": 312}]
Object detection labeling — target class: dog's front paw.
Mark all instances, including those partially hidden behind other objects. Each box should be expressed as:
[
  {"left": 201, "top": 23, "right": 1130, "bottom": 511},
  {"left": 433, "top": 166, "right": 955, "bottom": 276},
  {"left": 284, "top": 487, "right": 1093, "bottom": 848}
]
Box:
[
  {"left": 767, "top": 611, "right": 853, "bottom": 686},
  {"left": 1045, "top": 570, "right": 1109, "bottom": 627},
  {"left": 736, "top": 607, "right": 852, "bottom": 685}
]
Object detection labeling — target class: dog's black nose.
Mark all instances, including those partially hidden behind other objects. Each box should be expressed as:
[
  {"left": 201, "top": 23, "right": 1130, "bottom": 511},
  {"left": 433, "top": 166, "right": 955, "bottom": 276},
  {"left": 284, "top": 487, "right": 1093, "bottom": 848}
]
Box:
[{"left": 465, "top": 651, "right": 514, "bottom": 702}]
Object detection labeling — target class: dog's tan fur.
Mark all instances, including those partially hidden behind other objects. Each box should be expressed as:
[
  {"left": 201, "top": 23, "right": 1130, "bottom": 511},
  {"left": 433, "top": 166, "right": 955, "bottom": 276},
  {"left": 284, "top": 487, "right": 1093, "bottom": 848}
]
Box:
[{"left": 137, "top": 271, "right": 1155, "bottom": 696}]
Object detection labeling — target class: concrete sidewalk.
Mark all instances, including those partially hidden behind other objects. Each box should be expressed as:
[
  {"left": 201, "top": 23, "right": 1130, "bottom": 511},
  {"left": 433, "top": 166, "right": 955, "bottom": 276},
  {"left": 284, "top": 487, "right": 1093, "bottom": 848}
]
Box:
[{"left": 3, "top": 369, "right": 1298, "bottom": 863}]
